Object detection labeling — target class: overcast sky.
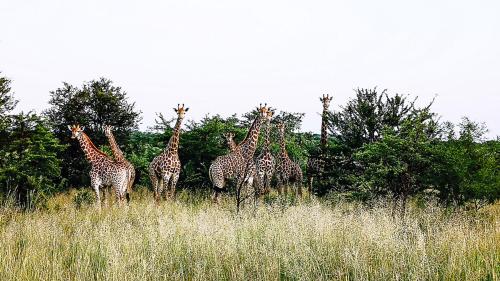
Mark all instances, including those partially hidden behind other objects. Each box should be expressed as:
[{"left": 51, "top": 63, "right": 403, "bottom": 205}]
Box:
[{"left": 1, "top": 0, "right": 499, "bottom": 138}]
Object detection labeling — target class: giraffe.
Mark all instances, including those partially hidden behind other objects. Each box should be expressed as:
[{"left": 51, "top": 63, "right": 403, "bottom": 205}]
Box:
[
  {"left": 149, "top": 104, "right": 188, "bottom": 202},
  {"left": 68, "top": 125, "right": 130, "bottom": 208},
  {"left": 306, "top": 94, "right": 333, "bottom": 194},
  {"left": 256, "top": 109, "right": 276, "bottom": 195},
  {"left": 104, "top": 125, "right": 135, "bottom": 201},
  {"left": 222, "top": 131, "right": 261, "bottom": 195},
  {"left": 275, "top": 122, "right": 303, "bottom": 196},
  {"left": 209, "top": 104, "right": 270, "bottom": 203}
]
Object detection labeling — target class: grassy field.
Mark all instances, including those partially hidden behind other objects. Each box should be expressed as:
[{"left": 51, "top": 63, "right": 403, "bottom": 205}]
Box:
[{"left": 0, "top": 190, "right": 498, "bottom": 281}]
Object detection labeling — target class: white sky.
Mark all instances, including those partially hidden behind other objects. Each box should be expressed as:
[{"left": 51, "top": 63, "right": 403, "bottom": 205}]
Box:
[{"left": 1, "top": 0, "right": 499, "bottom": 138}]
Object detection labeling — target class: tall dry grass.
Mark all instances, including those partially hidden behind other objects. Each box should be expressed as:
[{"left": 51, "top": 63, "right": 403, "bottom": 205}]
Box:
[{"left": 0, "top": 191, "right": 498, "bottom": 281}]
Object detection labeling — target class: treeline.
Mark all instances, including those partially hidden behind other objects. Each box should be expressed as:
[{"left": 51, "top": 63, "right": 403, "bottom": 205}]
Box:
[{"left": 0, "top": 73, "right": 498, "bottom": 209}]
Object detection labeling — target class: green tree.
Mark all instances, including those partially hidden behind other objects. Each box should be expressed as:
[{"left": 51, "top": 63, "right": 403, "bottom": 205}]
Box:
[
  {"left": 0, "top": 73, "right": 17, "bottom": 140},
  {"left": 354, "top": 107, "right": 439, "bottom": 217},
  {"left": 44, "top": 78, "right": 141, "bottom": 187},
  {"left": 125, "top": 131, "right": 164, "bottom": 187},
  {"left": 319, "top": 88, "right": 436, "bottom": 196},
  {"left": 0, "top": 112, "right": 65, "bottom": 208},
  {"left": 0, "top": 73, "right": 17, "bottom": 117},
  {"left": 432, "top": 118, "right": 500, "bottom": 207}
]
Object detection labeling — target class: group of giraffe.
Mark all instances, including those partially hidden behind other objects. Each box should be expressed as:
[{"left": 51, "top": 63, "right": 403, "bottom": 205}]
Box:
[{"left": 69, "top": 95, "right": 332, "bottom": 207}]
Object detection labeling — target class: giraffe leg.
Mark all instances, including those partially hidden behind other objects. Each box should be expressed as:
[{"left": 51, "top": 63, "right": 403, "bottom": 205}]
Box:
[
  {"left": 212, "top": 190, "right": 221, "bottom": 204},
  {"left": 113, "top": 183, "right": 122, "bottom": 207},
  {"left": 162, "top": 172, "right": 173, "bottom": 200},
  {"left": 277, "top": 177, "right": 284, "bottom": 195},
  {"left": 102, "top": 186, "right": 109, "bottom": 207},
  {"left": 210, "top": 167, "right": 225, "bottom": 204},
  {"left": 152, "top": 178, "right": 159, "bottom": 203},
  {"left": 149, "top": 174, "right": 161, "bottom": 202},
  {"left": 212, "top": 180, "right": 225, "bottom": 204},
  {"left": 169, "top": 172, "right": 180, "bottom": 199},
  {"left": 126, "top": 169, "right": 135, "bottom": 203},
  {"left": 95, "top": 186, "right": 103, "bottom": 209},
  {"left": 235, "top": 175, "right": 246, "bottom": 210},
  {"left": 245, "top": 175, "right": 255, "bottom": 204},
  {"left": 91, "top": 177, "right": 102, "bottom": 210},
  {"left": 149, "top": 166, "right": 160, "bottom": 203},
  {"left": 296, "top": 174, "right": 303, "bottom": 198},
  {"left": 116, "top": 174, "right": 129, "bottom": 206},
  {"left": 156, "top": 178, "right": 164, "bottom": 203},
  {"left": 265, "top": 173, "right": 272, "bottom": 195},
  {"left": 298, "top": 184, "right": 303, "bottom": 198},
  {"left": 308, "top": 176, "right": 314, "bottom": 196}
]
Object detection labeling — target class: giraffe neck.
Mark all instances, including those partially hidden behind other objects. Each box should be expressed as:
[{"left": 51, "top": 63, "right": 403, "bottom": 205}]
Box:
[
  {"left": 228, "top": 138, "right": 238, "bottom": 151},
  {"left": 279, "top": 130, "right": 288, "bottom": 159},
  {"left": 239, "top": 116, "right": 264, "bottom": 160},
  {"left": 263, "top": 119, "right": 272, "bottom": 152},
  {"left": 106, "top": 130, "right": 125, "bottom": 161},
  {"left": 320, "top": 105, "right": 329, "bottom": 152},
  {"left": 165, "top": 116, "right": 183, "bottom": 154},
  {"left": 77, "top": 132, "right": 109, "bottom": 163}
]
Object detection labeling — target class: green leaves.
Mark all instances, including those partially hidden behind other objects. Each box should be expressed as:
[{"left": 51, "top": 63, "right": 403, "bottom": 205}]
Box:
[
  {"left": 0, "top": 112, "right": 65, "bottom": 208},
  {"left": 431, "top": 119, "right": 499, "bottom": 205},
  {"left": 44, "top": 78, "right": 141, "bottom": 186}
]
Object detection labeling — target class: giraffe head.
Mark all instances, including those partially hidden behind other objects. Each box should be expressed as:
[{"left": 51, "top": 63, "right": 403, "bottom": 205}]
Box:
[
  {"left": 256, "top": 103, "right": 269, "bottom": 119},
  {"left": 103, "top": 124, "right": 113, "bottom": 136},
  {"left": 266, "top": 107, "right": 275, "bottom": 121},
  {"left": 320, "top": 94, "right": 333, "bottom": 110},
  {"left": 68, "top": 124, "right": 85, "bottom": 139},
  {"left": 276, "top": 121, "right": 285, "bottom": 135},
  {"left": 222, "top": 132, "right": 235, "bottom": 142},
  {"left": 173, "top": 104, "right": 189, "bottom": 119},
  {"left": 222, "top": 132, "right": 237, "bottom": 151}
]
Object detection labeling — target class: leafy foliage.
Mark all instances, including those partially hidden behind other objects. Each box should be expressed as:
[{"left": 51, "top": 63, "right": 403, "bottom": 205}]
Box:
[
  {"left": 354, "top": 114, "right": 438, "bottom": 215},
  {"left": 431, "top": 118, "right": 500, "bottom": 206},
  {"left": 44, "top": 78, "right": 141, "bottom": 186},
  {"left": 0, "top": 74, "right": 64, "bottom": 207},
  {"left": 0, "top": 113, "right": 65, "bottom": 208}
]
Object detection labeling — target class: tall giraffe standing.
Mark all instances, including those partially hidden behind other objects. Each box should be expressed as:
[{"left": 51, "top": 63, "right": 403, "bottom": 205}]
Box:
[
  {"left": 256, "top": 109, "right": 275, "bottom": 195},
  {"left": 276, "top": 122, "right": 303, "bottom": 196},
  {"left": 307, "top": 94, "right": 333, "bottom": 193},
  {"left": 104, "top": 125, "right": 135, "bottom": 201},
  {"left": 68, "top": 125, "right": 130, "bottom": 207},
  {"left": 209, "top": 104, "right": 270, "bottom": 203},
  {"left": 149, "top": 104, "right": 188, "bottom": 201}
]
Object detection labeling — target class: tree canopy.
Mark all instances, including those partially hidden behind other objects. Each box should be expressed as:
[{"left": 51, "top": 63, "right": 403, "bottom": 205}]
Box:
[{"left": 44, "top": 78, "right": 141, "bottom": 186}]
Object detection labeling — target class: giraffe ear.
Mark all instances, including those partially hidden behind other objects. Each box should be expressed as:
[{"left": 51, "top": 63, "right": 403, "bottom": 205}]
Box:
[
  {"left": 185, "top": 108, "right": 189, "bottom": 112},
  {"left": 173, "top": 108, "right": 178, "bottom": 112},
  {"left": 81, "top": 126, "right": 85, "bottom": 131},
  {"left": 67, "top": 125, "right": 72, "bottom": 131}
]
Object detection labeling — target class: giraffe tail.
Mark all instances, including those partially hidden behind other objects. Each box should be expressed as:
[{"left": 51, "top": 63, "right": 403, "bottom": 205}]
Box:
[
  {"left": 125, "top": 169, "right": 131, "bottom": 203},
  {"left": 127, "top": 168, "right": 135, "bottom": 193},
  {"left": 208, "top": 165, "right": 213, "bottom": 185}
]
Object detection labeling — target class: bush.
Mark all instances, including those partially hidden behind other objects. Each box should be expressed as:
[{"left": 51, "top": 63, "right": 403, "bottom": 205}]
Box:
[{"left": 73, "top": 189, "right": 95, "bottom": 209}]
